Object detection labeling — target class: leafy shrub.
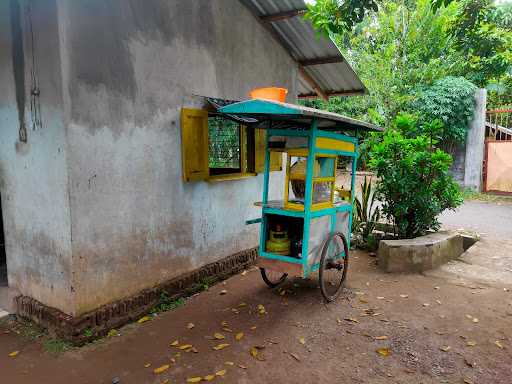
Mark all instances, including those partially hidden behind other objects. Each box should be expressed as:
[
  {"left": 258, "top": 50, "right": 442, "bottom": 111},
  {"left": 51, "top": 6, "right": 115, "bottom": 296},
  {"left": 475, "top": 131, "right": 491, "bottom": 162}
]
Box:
[
  {"left": 413, "top": 76, "right": 477, "bottom": 149},
  {"left": 352, "top": 177, "right": 381, "bottom": 248},
  {"left": 369, "top": 120, "right": 463, "bottom": 239}
]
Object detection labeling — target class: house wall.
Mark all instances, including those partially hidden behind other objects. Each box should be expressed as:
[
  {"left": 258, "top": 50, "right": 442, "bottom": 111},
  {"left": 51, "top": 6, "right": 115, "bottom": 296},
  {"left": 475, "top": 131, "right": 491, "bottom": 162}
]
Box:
[
  {"left": 0, "top": 0, "right": 74, "bottom": 313},
  {"left": 58, "top": 0, "right": 295, "bottom": 315}
]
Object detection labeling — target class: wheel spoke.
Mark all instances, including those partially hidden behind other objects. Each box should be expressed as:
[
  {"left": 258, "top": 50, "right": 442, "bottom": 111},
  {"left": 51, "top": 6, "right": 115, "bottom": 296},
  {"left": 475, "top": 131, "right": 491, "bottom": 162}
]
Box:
[{"left": 319, "top": 233, "right": 349, "bottom": 302}]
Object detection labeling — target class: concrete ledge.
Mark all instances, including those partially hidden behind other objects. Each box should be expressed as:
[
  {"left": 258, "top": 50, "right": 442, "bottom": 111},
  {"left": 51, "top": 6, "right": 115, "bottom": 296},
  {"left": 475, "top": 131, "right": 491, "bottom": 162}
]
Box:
[
  {"left": 378, "top": 231, "right": 464, "bottom": 273},
  {"left": 15, "top": 247, "right": 258, "bottom": 345}
]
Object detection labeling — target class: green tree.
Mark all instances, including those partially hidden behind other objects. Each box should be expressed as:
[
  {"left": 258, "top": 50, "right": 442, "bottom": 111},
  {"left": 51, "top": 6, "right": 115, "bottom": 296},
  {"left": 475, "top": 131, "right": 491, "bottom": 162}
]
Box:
[
  {"left": 304, "top": 0, "right": 464, "bottom": 126},
  {"left": 369, "top": 119, "right": 463, "bottom": 238},
  {"left": 449, "top": 0, "right": 512, "bottom": 86}
]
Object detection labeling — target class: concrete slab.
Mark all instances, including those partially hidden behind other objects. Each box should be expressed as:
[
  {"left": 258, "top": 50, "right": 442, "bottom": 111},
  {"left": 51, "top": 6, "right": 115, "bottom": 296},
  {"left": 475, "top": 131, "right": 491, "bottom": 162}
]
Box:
[
  {"left": 425, "top": 236, "right": 512, "bottom": 288},
  {"left": 377, "top": 230, "right": 464, "bottom": 273},
  {"left": 0, "top": 286, "right": 15, "bottom": 314}
]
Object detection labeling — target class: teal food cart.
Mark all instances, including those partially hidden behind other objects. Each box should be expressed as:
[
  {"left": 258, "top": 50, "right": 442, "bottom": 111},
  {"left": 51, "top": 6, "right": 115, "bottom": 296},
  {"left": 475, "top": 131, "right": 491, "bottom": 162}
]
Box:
[{"left": 219, "top": 99, "right": 381, "bottom": 302}]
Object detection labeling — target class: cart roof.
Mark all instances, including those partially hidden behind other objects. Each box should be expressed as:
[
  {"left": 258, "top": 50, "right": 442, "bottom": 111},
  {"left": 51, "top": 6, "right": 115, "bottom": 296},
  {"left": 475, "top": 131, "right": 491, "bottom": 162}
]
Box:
[{"left": 218, "top": 99, "right": 382, "bottom": 132}]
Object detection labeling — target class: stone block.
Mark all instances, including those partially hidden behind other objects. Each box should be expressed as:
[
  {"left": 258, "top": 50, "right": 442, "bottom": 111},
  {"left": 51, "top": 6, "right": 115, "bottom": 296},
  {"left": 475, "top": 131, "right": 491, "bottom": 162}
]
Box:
[{"left": 377, "top": 231, "right": 464, "bottom": 273}]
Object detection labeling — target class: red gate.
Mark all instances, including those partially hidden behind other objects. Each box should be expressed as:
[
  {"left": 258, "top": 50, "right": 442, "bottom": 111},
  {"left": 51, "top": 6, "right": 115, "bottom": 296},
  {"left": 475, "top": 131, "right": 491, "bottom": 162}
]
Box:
[{"left": 484, "top": 108, "right": 512, "bottom": 194}]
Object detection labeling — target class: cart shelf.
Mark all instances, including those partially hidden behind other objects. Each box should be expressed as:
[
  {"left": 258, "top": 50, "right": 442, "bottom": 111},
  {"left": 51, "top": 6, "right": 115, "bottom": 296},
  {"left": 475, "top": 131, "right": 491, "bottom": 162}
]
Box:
[{"left": 254, "top": 200, "right": 352, "bottom": 218}]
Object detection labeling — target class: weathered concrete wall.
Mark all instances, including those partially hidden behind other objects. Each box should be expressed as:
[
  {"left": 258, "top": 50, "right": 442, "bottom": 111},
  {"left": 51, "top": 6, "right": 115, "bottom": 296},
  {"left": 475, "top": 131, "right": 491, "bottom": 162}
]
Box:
[
  {"left": 450, "top": 89, "right": 487, "bottom": 190},
  {"left": 463, "top": 89, "right": 487, "bottom": 191},
  {"left": 58, "top": 0, "right": 294, "bottom": 315},
  {"left": 0, "top": 0, "right": 74, "bottom": 313}
]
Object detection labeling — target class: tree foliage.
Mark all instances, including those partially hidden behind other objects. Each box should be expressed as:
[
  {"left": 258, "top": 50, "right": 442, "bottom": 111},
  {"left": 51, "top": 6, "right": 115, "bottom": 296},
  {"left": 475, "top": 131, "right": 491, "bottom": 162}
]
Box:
[
  {"left": 306, "top": 0, "right": 512, "bottom": 95},
  {"left": 413, "top": 76, "right": 477, "bottom": 147}
]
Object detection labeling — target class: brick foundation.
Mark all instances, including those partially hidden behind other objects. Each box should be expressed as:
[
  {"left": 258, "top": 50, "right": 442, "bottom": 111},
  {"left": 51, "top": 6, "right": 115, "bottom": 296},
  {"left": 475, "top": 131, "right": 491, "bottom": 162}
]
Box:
[{"left": 15, "top": 247, "right": 258, "bottom": 345}]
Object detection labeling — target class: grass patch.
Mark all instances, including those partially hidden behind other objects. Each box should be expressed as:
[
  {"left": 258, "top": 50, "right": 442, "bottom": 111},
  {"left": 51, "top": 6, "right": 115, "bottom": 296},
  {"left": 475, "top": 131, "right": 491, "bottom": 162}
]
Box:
[
  {"left": 43, "top": 338, "right": 72, "bottom": 355},
  {"left": 150, "top": 291, "right": 186, "bottom": 314},
  {"left": 462, "top": 188, "right": 512, "bottom": 203},
  {"left": 1, "top": 316, "right": 73, "bottom": 356}
]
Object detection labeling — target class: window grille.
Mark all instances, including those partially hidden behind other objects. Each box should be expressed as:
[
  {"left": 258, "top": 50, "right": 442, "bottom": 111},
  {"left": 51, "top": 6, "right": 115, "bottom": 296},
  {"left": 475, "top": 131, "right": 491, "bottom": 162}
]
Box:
[{"left": 208, "top": 116, "right": 241, "bottom": 170}]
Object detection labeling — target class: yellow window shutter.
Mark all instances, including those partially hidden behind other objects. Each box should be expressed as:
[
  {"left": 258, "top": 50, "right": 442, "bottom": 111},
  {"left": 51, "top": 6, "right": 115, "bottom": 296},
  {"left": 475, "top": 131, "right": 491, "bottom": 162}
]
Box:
[
  {"left": 181, "top": 108, "right": 209, "bottom": 182},
  {"left": 255, "top": 129, "right": 282, "bottom": 173}
]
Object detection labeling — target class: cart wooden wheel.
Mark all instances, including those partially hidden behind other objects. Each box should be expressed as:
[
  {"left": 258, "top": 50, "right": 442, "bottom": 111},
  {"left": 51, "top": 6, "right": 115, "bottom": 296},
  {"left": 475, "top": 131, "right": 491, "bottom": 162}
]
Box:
[
  {"left": 260, "top": 268, "right": 288, "bottom": 288},
  {"left": 319, "top": 232, "right": 349, "bottom": 302}
]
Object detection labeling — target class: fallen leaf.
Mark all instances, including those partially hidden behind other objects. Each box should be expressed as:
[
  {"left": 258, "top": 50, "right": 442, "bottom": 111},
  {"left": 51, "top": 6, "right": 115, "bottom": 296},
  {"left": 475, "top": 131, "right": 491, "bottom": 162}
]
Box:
[
  {"left": 235, "top": 332, "right": 244, "bottom": 341},
  {"left": 214, "top": 333, "right": 225, "bottom": 340},
  {"left": 107, "top": 329, "right": 119, "bottom": 337},
  {"left": 423, "top": 303, "right": 430, "bottom": 307},
  {"left": 472, "top": 318, "right": 479, "bottom": 323},
  {"left": 144, "top": 363, "right": 151, "bottom": 368},
  {"left": 238, "top": 302, "right": 247, "bottom": 308},
  {"left": 289, "top": 352, "right": 301, "bottom": 361},
  {"left": 344, "top": 318, "right": 359, "bottom": 323},
  {"left": 220, "top": 289, "right": 227, "bottom": 295},
  {"left": 213, "top": 343, "right": 230, "bottom": 351},
  {"left": 8, "top": 351, "right": 19, "bottom": 358},
  {"left": 187, "top": 377, "right": 202, "bottom": 383},
  {"left": 464, "top": 358, "right": 476, "bottom": 368},
  {"left": 467, "top": 341, "right": 477, "bottom": 347},
  {"left": 375, "top": 336, "right": 388, "bottom": 340},
  {"left": 495, "top": 340, "right": 504, "bottom": 349},
  {"left": 170, "top": 340, "right": 179, "bottom": 346},
  {"left": 257, "top": 304, "right": 267, "bottom": 315},
  {"left": 238, "top": 364, "right": 247, "bottom": 369},
  {"left": 359, "top": 298, "right": 369, "bottom": 303},
  {"left": 137, "top": 315, "right": 152, "bottom": 324},
  {"left": 187, "top": 323, "right": 195, "bottom": 329},
  {"left": 154, "top": 365, "right": 170, "bottom": 374},
  {"left": 179, "top": 344, "right": 193, "bottom": 350},
  {"left": 376, "top": 348, "right": 392, "bottom": 357},
  {"left": 465, "top": 314, "right": 473, "bottom": 320},
  {"left": 225, "top": 361, "right": 234, "bottom": 366},
  {"left": 203, "top": 375, "right": 215, "bottom": 381},
  {"left": 250, "top": 326, "right": 257, "bottom": 330},
  {"left": 299, "top": 337, "right": 306, "bottom": 345},
  {"left": 436, "top": 300, "right": 442, "bottom": 305},
  {"left": 377, "top": 296, "right": 385, "bottom": 300},
  {"left": 434, "top": 286, "right": 440, "bottom": 290},
  {"left": 440, "top": 346, "right": 451, "bottom": 352},
  {"left": 250, "top": 346, "right": 265, "bottom": 361},
  {"left": 463, "top": 378, "right": 474, "bottom": 384},
  {"left": 215, "top": 370, "right": 227, "bottom": 377},
  {"left": 399, "top": 294, "right": 408, "bottom": 298}
]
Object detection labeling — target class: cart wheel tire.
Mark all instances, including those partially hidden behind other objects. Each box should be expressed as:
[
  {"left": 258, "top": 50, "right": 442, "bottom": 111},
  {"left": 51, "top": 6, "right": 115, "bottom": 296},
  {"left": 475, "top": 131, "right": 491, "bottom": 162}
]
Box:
[
  {"left": 260, "top": 268, "right": 288, "bottom": 288},
  {"left": 319, "top": 232, "right": 349, "bottom": 302}
]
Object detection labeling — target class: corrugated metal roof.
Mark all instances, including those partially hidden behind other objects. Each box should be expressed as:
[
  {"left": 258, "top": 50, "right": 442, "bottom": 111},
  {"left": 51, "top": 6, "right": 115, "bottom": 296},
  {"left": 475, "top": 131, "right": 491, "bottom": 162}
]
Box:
[
  {"left": 239, "top": 0, "right": 366, "bottom": 99},
  {"left": 219, "top": 99, "right": 382, "bottom": 131}
]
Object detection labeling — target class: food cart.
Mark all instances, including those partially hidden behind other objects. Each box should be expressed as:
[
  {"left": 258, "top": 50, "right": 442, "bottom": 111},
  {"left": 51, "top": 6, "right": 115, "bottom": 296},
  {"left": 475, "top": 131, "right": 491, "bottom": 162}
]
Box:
[{"left": 219, "top": 99, "right": 381, "bottom": 301}]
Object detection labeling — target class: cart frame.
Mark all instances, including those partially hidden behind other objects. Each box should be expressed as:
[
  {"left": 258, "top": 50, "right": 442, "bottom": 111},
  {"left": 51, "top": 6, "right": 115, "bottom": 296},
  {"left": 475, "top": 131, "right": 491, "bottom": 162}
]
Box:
[{"left": 258, "top": 121, "right": 358, "bottom": 278}]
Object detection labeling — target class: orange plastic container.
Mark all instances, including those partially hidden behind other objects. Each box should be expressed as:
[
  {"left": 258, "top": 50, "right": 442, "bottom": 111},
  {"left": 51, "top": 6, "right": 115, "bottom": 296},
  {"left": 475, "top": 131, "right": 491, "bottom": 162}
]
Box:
[{"left": 249, "top": 87, "right": 288, "bottom": 102}]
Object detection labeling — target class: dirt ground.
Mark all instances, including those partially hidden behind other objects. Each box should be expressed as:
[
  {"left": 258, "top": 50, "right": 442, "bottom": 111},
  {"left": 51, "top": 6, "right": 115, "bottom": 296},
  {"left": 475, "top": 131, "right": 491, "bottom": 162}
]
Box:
[{"left": 1, "top": 201, "right": 512, "bottom": 384}]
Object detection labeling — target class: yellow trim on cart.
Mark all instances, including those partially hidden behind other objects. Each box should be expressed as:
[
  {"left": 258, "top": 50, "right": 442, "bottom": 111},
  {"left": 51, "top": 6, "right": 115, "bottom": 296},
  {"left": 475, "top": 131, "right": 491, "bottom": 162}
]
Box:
[{"left": 316, "top": 137, "right": 355, "bottom": 152}]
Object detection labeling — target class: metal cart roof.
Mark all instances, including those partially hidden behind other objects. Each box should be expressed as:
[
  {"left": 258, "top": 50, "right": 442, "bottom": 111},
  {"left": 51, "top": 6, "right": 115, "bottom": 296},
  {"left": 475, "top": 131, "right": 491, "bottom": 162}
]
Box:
[
  {"left": 239, "top": 0, "right": 367, "bottom": 100},
  {"left": 218, "top": 99, "right": 382, "bottom": 132}
]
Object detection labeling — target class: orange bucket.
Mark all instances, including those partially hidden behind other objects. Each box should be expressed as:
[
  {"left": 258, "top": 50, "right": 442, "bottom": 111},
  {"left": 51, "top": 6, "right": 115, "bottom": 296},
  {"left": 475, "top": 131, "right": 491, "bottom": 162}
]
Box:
[{"left": 249, "top": 87, "right": 288, "bottom": 102}]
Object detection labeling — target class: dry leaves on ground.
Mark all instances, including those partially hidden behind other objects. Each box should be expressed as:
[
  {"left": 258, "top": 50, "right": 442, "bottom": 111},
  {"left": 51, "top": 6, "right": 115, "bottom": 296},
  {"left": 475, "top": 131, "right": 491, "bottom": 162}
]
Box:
[
  {"left": 213, "top": 343, "right": 230, "bottom": 351},
  {"left": 376, "top": 348, "right": 392, "bottom": 357},
  {"left": 153, "top": 365, "right": 170, "bottom": 374}
]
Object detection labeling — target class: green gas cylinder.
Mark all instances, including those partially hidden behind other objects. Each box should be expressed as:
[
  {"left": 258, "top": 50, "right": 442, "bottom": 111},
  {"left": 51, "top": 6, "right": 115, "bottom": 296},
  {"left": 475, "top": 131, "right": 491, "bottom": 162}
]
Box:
[{"left": 266, "top": 224, "right": 291, "bottom": 255}]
